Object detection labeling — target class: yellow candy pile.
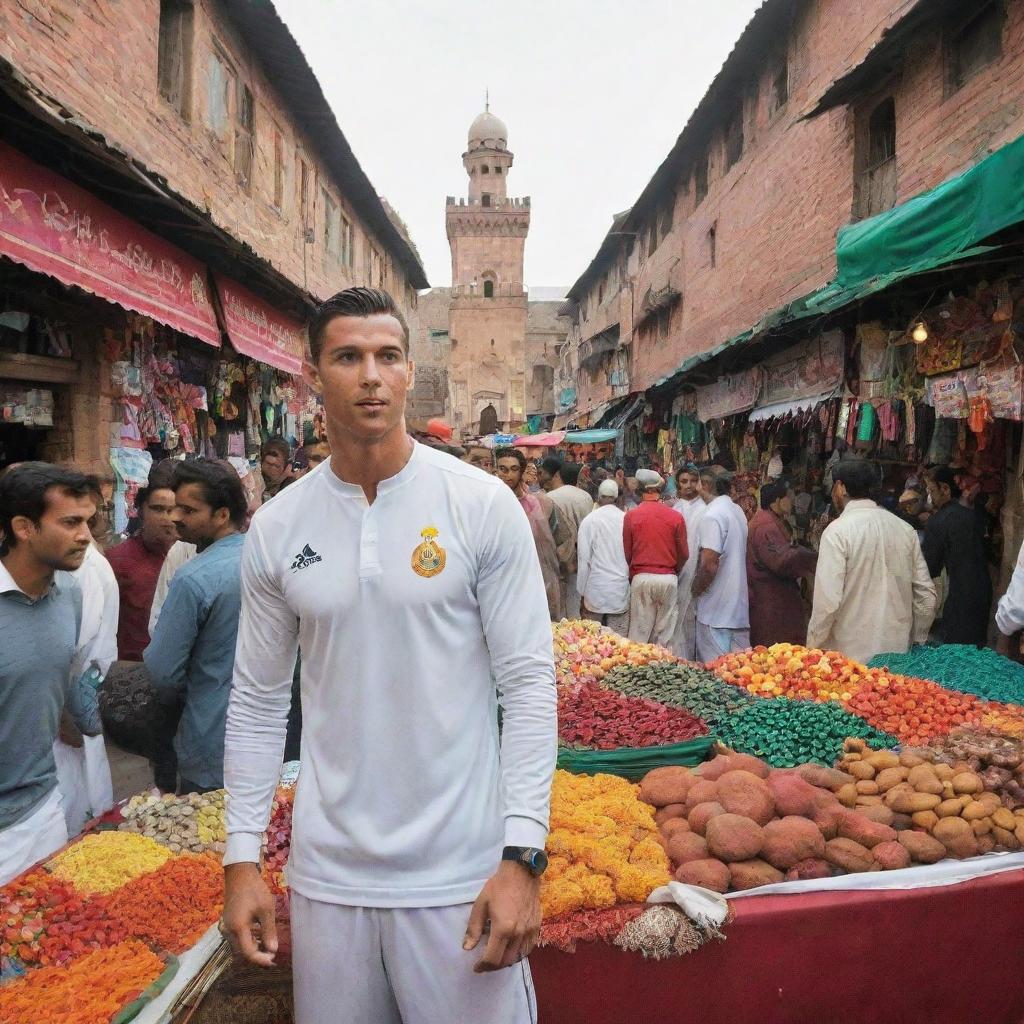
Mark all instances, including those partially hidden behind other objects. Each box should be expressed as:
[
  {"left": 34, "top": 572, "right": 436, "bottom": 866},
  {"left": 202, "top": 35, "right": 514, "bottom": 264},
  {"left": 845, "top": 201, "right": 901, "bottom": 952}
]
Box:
[
  {"left": 48, "top": 832, "right": 172, "bottom": 894},
  {"left": 542, "top": 770, "right": 670, "bottom": 919}
]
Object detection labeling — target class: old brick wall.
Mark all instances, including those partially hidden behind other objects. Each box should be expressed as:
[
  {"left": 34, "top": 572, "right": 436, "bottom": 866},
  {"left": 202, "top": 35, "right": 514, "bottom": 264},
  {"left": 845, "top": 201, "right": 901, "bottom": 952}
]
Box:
[
  {"left": 0, "top": 0, "right": 413, "bottom": 307},
  {"left": 577, "top": 0, "right": 1024, "bottom": 410}
]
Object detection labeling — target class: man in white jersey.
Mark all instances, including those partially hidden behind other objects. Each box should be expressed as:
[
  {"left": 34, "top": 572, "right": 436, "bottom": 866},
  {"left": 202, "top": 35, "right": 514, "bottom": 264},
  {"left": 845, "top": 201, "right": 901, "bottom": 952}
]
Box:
[{"left": 221, "top": 287, "right": 557, "bottom": 1024}]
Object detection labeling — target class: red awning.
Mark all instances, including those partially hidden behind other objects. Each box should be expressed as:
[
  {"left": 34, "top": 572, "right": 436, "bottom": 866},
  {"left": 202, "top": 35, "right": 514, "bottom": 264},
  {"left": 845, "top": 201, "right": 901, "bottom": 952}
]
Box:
[
  {"left": 0, "top": 142, "right": 220, "bottom": 347},
  {"left": 214, "top": 273, "right": 306, "bottom": 375}
]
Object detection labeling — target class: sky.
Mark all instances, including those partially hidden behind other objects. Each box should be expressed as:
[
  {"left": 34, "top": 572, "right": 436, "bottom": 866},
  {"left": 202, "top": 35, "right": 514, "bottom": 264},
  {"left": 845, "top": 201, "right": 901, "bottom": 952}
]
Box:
[{"left": 275, "top": 0, "right": 763, "bottom": 292}]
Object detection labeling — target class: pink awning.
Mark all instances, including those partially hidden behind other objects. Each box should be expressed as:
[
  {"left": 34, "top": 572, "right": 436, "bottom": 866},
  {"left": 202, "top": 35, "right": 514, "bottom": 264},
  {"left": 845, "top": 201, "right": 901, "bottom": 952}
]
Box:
[
  {"left": 513, "top": 431, "right": 566, "bottom": 447},
  {"left": 0, "top": 142, "right": 220, "bottom": 347},
  {"left": 214, "top": 273, "right": 307, "bottom": 375}
]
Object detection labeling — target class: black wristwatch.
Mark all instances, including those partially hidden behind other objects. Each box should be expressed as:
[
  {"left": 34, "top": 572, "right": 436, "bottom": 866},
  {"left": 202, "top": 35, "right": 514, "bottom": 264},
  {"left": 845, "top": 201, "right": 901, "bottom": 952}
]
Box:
[{"left": 502, "top": 846, "right": 549, "bottom": 877}]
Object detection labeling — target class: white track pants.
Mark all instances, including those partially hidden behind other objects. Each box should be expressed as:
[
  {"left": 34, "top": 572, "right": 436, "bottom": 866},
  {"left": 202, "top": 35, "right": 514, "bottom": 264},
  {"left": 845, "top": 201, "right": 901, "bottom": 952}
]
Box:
[{"left": 290, "top": 893, "right": 538, "bottom": 1024}]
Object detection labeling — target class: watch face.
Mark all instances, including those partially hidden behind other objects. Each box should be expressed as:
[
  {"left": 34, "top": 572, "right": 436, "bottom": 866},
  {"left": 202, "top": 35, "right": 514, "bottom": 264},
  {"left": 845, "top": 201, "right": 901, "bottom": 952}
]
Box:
[{"left": 529, "top": 849, "right": 549, "bottom": 874}]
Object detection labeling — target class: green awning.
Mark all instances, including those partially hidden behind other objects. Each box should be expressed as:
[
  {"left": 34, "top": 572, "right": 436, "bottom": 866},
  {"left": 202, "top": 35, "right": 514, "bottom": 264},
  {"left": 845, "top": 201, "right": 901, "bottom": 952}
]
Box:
[{"left": 653, "top": 132, "right": 1024, "bottom": 391}]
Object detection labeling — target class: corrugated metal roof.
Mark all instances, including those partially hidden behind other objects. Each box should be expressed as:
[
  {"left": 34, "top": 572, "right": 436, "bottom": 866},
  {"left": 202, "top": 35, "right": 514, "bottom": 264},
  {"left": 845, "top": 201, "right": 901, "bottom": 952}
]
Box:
[{"left": 223, "top": 0, "right": 428, "bottom": 288}]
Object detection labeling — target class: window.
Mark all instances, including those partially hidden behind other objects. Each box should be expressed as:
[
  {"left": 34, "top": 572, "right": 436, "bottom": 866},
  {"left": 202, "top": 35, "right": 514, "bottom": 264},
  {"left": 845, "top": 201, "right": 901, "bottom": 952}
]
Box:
[
  {"left": 708, "top": 222, "right": 717, "bottom": 268},
  {"left": 483, "top": 279, "right": 494, "bottom": 298},
  {"left": 597, "top": 280, "right": 604, "bottom": 304},
  {"left": 234, "top": 83, "right": 254, "bottom": 189},
  {"left": 768, "top": 52, "right": 788, "bottom": 116},
  {"left": 855, "top": 97, "right": 897, "bottom": 219},
  {"left": 495, "top": 166, "right": 503, "bottom": 175},
  {"left": 724, "top": 107, "right": 744, "bottom": 170},
  {"left": 647, "top": 220, "right": 658, "bottom": 257},
  {"left": 298, "top": 157, "right": 310, "bottom": 231},
  {"left": 205, "top": 48, "right": 233, "bottom": 136},
  {"left": 482, "top": 165, "right": 490, "bottom": 174},
  {"left": 694, "top": 156, "right": 708, "bottom": 205},
  {"left": 482, "top": 193, "right": 491, "bottom": 207},
  {"left": 323, "top": 191, "right": 340, "bottom": 258},
  {"left": 158, "top": 0, "right": 193, "bottom": 118},
  {"left": 947, "top": 2, "right": 1003, "bottom": 92},
  {"left": 366, "top": 245, "right": 383, "bottom": 287},
  {"left": 340, "top": 213, "right": 353, "bottom": 267},
  {"left": 659, "top": 201, "right": 674, "bottom": 243},
  {"left": 273, "top": 130, "right": 284, "bottom": 210}
]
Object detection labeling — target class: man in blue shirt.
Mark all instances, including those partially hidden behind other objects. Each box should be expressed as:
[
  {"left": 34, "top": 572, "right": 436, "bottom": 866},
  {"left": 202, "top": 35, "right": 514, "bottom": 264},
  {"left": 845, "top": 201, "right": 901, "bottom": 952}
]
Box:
[
  {"left": 144, "top": 460, "right": 246, "bottom": 794},
  {"left": 0, "top": 463, "right": 99, "bottom": 884}
]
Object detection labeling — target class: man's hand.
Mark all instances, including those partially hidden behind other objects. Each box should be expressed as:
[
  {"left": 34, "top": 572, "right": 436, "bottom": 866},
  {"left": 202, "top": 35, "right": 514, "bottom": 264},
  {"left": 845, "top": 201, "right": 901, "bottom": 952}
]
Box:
[
  {"left": 463, "top": 861, "right": 541, "bottom": 973},
  {"left": 997, "top": 633, "right": 1011, "bottom": 657},
  {"left": 222, "top": 862, "right": 278, "bottom": 967}
]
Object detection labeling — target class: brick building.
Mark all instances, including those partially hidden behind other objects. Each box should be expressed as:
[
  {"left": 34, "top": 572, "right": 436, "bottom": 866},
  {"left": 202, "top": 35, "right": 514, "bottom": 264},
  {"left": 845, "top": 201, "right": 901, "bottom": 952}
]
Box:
[
  {"left": 428, "top": 106, "right": 567, "bottom": 436},
  {"left": 0, "top": 0, "right": 427, "bottom": 474},
  {"left": 559, "top": 0, "right": 1024, "bottom": 422}
]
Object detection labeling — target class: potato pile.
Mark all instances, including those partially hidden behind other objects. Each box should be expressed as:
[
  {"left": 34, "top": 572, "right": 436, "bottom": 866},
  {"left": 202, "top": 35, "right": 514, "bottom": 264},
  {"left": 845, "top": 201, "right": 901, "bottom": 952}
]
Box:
[
  {"left": 639, "top": 751, "right": 943, "bottom": 894},
  {"left": 118, "top": 790, "right": 226, "bottom": 856},
  {"left": 836, "top": 739, "right": 1024, "bottom": 857}
]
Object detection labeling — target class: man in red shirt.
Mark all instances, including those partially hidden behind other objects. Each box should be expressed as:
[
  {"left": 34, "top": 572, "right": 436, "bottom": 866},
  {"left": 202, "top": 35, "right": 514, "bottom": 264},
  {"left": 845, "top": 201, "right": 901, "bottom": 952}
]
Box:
[
  {"left": 623, "top": 469, "right": 688, "bottom": 647},
  {"left": 105, "top": 471, "right": 178, "bottom": 661}
]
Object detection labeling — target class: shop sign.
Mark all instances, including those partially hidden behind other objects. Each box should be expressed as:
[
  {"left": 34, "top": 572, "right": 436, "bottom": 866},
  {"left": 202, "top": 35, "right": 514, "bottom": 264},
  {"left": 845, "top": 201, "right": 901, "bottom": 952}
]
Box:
[
  {"left": 0, "top": 142, "right": 219, "bottom": 347},
  {"left": 695, "top": 366, "right": 761, "bottom": 422},
  {"left": 928, "top": 364, "right": 1024, "bottom": 421},
  {"left": 214, "top": 274, "right": 307, "bottom": 375},
  {"left": 760, "top": 329, "right": 844, "bottom": 407}
]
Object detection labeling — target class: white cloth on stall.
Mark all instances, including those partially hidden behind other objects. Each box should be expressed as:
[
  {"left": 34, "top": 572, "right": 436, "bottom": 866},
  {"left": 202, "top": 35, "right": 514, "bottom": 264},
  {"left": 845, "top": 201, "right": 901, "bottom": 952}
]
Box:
[
  {"left": 627, "top": 573, "right": 679, "bottom": 648},
  {"left": 290, "top": 893, "right": 537, "bottom": 1024},
  {"left": 576, "top": 504, "right": 630, "bottom": 616},
  {"left": 646, "top": 881, "right": 730, "bottom": 929},
  {"left": 0, "top": 787, "right": 67, "bottom": 886},
  {"left": 54, "top": 542, "right": 118, "bottom": 834},
  {"left": 672, "top": 497, "right": 707, "bottom": 659},
  {"left": 806, "top": 499, "right": 936, "bottom": 664},
  {"left": 696, "top": 622, "right": 751, "bottom": 663},
  {"left": 995, "top": 540, "right": 1024, "bottom": 636},
  {"left": 223, "top": 444, "right": 557, "bottom": 908},
  {"left": 696, "top": 496, "right": 749, "bottom": 629}
]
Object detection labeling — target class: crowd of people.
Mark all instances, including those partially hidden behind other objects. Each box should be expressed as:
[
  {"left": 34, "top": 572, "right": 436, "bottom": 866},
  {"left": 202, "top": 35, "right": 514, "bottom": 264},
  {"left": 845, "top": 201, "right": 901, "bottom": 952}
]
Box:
[{"left": 1, "top": 284, "right": 1023, "bottom": 1021}]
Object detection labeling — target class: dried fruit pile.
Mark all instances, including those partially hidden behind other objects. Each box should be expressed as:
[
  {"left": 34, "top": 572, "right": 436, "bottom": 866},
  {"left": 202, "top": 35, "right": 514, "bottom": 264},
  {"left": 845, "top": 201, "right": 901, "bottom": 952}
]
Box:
[
  {"left": 118, "top": 790, "right": 226, "bottom": 856},
  {"left": 600, "top": 660, "right": 755, "bottom": 727},
  {"left": 542, "top": 771, "right": 670, "bottom": 918},
  {"left": 713, "top": 696, "right": 898, "bottom": 768},
  {"left": 263, "top": 786, "right": 294, "bottom": 894},
  {"left": 0, "top": 940, "right": 165, "bottom": 1024},
  {"left": 552, "top": 619, "right": 675, "bottom": 688},
  {"left": 47, "top": 832, "right": 172, "bottom": 895},
  {"left": 558, "top": 685, "right": 707, "bottom": 750}
]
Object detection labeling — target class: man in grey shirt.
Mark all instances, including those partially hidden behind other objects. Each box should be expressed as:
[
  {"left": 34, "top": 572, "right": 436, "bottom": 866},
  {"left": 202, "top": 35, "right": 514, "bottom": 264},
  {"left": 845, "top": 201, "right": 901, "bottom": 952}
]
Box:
[{"left": 0, "top": 463, "right": 100, "bottom": 884}]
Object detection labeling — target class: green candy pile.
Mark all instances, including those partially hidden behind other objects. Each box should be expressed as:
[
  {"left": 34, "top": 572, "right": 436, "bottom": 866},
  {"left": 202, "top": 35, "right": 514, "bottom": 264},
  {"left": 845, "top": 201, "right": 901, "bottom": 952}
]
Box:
[
  {"left": 714, "top": 696, "right": 898, "bottom": 767},
  {"left": 601, "top": 660, "right": 756, "bottom": 727},
  {"left": 869, "top": 645, "right": 1024, "bottom": 707}
]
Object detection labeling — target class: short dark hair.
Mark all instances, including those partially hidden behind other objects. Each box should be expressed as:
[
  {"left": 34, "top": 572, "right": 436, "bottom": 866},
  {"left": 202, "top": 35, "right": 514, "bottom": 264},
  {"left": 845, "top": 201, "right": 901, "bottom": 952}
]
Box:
[
  {"left": 134, "top": 461, "right": 178, "bottom": 512},
  {"left": 713, "top": 471, "right": 734, "bottom": 497},
  {"left": 495, "top": 446, "right": 526, "bottom": 469},
  {"left": 539, "top": 456, "right": 563, "bottom": 478},
  {"left": 308, "top": 287, "right": 410, "bottom": 363},
  {"left": 261, "top": 439, "right": 290, "bottom": 462},
  {"left": 560, "top": 462, "right": 582, "bottom": 487},
  {"left": 676, "top": 463, "right": 700, "bottom": 484},
  {"left": 833, "top": 460, "right": 877, "bottom": 499},
  {"left": 929, "top": 465, "right": 961, "bottom": 499},
  {"left": 172, "top": 460, "right": 247, "bottom": 527},
  {"left": 0, "top": 462, "right": 95, "bottom": 552},
  {"left": 760, "top": 480, "right": 789, "bottom": 509}
]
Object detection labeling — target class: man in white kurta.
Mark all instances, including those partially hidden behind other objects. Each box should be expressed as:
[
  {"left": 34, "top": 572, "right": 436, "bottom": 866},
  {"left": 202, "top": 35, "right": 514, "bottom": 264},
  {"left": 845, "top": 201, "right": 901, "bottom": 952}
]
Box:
[
  {"left": 807, "top": 461, "right": 936, "bottom": 664},
  {"left": 576, "top": 479, "right": 630, "bottom": 636},
  {"left": 671, "top": 465, "right": 707, "bottom": 660}
]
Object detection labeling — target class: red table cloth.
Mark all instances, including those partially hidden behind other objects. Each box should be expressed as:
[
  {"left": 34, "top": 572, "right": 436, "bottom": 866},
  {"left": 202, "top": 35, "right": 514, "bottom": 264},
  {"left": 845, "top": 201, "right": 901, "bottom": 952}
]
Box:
[{"left": 530, "top": 868, "right": 1024, "bottom": 1024}]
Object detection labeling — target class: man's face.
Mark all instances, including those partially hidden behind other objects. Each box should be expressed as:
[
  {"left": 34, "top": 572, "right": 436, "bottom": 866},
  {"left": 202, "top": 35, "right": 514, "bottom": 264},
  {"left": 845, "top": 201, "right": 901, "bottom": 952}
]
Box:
[
  {"left": 496, "top": 457, "right": 524, "bottom": 492},
  {"left": 465, "top": 447, "right": 493, "bottom": 473},
  {"left": 776, "top": 491, "right": 794, "bottom": 516},
  {"left": 537, "top": 466, "right": 556, "bottom": 491},
  {"left": 677, "top": 471, "right": 700, "bottom": 501},
  {"left": 523, "top": 463, "right": 538, "bottom": 487},
  {"left": 303, "top": 314, "right": 412, "bottom": 444},
  {"left": 172, "top": 482, "right": 225, "bottom": 549},
  {"left": 305, "top": 444, "right": 330, "bottom": 473},
  {"left": 831, "top": 479, "right": 848, "bottom": 512},
  {"left": 139, "top": 487, "right": 178, "bottom": 550},
  {"left": 261, "top": 453, "right": 287, "bottom": 485},
  {"left": 13, "top": 487, "right": 95, "bottom": 572},
  {"left": 926, "top": 479, "right": 950, "bottom": 510}
]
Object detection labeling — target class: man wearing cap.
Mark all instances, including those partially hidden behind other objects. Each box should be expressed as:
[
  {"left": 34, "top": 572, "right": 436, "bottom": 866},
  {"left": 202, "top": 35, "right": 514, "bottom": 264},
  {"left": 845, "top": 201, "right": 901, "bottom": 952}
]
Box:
[
  {"left": 623, "top": 470, "right": 688, "bottom": 648},
  {"left": 747, "top": 481, "right": 817, "bottom": 648},
  {"left": 576, "top": 480, "right": 630, "bottom": 636},
  {"left": 672, "top": 465, "right": 707, "bottom": 659},
  {"left": 693, "top": 470, "right": 750, "bottom": 662}
]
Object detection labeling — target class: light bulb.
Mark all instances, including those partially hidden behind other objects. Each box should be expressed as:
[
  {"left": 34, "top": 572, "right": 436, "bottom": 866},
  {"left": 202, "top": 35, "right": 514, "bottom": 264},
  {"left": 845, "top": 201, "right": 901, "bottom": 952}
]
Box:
[{"left": 912, "top": 321, "right": 929, "bottom": 344}]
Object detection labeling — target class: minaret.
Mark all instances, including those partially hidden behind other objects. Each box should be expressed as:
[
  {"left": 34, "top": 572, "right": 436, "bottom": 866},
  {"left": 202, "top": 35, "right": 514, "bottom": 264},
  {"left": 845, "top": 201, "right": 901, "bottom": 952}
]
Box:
[{"left": 446, "top": 103, "right": 530, "bottom": 433}]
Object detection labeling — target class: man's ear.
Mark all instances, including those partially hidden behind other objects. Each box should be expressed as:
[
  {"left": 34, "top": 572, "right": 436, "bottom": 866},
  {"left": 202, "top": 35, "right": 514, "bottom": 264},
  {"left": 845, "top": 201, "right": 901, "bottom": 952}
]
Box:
[{"left": 302, "top": 359, "right": 322, "bottom": 394}]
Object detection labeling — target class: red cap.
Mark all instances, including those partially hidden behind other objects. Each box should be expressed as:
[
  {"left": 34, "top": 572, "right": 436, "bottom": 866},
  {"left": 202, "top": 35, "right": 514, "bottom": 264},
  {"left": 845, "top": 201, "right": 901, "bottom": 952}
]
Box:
[{"left": 427, "top": 417, "right": 453, "bottom": 442}]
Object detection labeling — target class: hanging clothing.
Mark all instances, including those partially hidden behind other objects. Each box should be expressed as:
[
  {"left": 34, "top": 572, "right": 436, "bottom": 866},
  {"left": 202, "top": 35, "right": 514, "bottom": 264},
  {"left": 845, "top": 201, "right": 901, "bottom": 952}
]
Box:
[{"left": 746, "top": 509, "right": 817, "bottom": 648}]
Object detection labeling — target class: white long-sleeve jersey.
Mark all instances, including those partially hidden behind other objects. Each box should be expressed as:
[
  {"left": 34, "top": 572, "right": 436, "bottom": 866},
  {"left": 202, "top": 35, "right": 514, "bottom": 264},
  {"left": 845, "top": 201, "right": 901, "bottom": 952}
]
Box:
[{"left": 223, "top": 441, "right": 557, "bottom": 908}]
